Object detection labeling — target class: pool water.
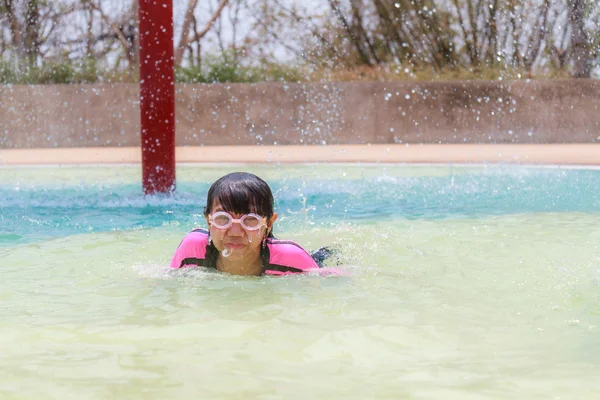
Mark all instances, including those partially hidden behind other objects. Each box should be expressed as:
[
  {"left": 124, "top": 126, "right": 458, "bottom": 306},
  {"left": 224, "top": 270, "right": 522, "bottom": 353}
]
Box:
[{"left": 1, "top": 165, "right": 599, "bottom": 399}]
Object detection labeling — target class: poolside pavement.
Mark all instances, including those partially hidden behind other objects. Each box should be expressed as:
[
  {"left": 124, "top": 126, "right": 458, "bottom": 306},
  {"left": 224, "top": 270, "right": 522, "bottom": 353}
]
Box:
[{"left": 1, "top": 144, "right": 600, "bottom": 165}]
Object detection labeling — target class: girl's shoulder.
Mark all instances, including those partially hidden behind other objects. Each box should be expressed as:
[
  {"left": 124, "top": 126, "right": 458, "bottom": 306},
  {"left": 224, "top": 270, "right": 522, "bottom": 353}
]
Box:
[
  {"left": 182, "top": 228, "right": 209, "bottom": 241},
  {"left": 170, "top": 228, "right": 210, "bottom": 269},
  {"left": 264, "top": 238, "right": 319, "bottom": 274}
]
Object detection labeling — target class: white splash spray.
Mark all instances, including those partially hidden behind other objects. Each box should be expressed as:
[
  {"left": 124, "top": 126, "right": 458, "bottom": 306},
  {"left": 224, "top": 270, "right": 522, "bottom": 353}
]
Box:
[{"left": 222, "top": 247, "right": 233, "bottom": 257}]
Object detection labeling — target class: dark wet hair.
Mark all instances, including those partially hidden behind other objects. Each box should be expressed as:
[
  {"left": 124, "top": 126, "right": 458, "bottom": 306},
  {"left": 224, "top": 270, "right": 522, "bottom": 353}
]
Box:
[
  {"left": 204, "top": 172, "right": 275, "bottom": 272},
  {"left": 203, "top": 172, "right": 275, "bottom": 220}
]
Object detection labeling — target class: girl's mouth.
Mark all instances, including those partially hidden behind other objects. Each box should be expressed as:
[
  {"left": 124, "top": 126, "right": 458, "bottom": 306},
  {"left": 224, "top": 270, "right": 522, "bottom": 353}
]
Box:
[{"left": 225, "top": 243, "right": 245, "bottom": 249}]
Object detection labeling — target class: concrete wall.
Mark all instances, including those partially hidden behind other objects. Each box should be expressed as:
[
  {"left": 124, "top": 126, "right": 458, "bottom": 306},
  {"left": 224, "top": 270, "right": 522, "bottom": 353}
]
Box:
[{"left": 1, "top": 80, "right": 599, "bottom": 148}]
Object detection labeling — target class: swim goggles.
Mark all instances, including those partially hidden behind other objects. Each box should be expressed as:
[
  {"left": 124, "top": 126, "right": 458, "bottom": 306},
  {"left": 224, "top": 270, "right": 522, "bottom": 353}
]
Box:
[{"left": 209, "top": 211, "right": 266, "bottom": 231}]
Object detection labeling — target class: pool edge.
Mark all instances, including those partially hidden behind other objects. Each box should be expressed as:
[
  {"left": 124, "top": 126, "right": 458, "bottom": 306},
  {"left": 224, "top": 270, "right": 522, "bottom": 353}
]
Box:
[{"left": 2, "top": 144, "right": 600, "bottom": 166}]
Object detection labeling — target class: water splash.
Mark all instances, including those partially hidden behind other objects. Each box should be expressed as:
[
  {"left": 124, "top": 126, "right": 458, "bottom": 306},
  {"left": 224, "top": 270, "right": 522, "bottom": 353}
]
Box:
[
  {"left": 3, "top": 165, "right": 600, "bottom": 247},
  {"left": 222, "top": 247, "right": 233, "bottom": 257}
]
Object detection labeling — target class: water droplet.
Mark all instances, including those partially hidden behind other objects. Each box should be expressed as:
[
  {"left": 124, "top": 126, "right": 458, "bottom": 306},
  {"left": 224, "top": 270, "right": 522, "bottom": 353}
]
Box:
[{"left": 222, "top": 248, "right": 232, "bottom": 258}]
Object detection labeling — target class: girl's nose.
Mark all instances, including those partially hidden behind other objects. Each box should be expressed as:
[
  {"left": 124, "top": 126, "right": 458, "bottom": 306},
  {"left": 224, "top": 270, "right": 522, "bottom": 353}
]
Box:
[{"left": 228, "top": 222, "right": 244, "bottom": 235}]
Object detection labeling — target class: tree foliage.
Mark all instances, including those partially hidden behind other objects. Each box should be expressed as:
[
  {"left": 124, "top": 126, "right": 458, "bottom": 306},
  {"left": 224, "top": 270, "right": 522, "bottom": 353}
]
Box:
[{"left": 0, "top": 0, "right": 597, "bottom": 83}]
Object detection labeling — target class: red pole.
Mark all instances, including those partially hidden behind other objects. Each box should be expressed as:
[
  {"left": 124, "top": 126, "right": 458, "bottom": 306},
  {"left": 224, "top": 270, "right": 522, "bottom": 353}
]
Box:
[{"left": 138, "top": 0, "right": 176, "bottom": 194}]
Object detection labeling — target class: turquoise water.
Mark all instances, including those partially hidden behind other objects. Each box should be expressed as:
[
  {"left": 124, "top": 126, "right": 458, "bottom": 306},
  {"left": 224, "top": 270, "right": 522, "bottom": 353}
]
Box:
[
  {"left": 1, "top": 165, "right": 600, "bottom": 399},
  {"left": 1, "top": 165, "right": 599, "bottom": 246}
]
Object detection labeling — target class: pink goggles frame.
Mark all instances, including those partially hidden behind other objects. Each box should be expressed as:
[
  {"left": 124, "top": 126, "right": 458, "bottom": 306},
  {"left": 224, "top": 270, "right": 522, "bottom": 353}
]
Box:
[{"left": 208, "top": 211, "right": 266, "bottom": 231}]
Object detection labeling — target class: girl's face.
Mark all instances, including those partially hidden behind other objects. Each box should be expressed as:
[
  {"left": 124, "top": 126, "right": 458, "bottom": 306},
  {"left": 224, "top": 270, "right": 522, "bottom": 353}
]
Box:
[{"left": 205, "top": 201, "right": 277, "bottom": 261}]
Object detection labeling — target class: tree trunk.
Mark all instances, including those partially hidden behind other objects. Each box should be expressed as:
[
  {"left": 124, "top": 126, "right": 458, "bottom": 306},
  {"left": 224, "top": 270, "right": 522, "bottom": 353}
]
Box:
[
  {"left": 24, "top": 0, "right": 40, "bottom": 68},
  {"left": 568, "top": 0, "right": 591, "bottom": 78},
  {"left": 175, "top": 0, "right": 199, "bottom": 66},
  {"left": 129, "top": 0, "right": 139, "bottom": 71},
  {"left": 3, "top": 0, "right": 22, "bottom": 55},
  {"left": 86, "top": 2, "right": 94, "bottom": 59},
  {"left": 486, "top": 0, "right": 499, "bottom": 65}
]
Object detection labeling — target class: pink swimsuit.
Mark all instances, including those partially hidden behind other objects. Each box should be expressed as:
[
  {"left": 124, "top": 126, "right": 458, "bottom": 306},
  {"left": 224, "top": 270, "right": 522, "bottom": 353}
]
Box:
[{"left": 170, "top": 228, "right": 321, "bottom": 275}]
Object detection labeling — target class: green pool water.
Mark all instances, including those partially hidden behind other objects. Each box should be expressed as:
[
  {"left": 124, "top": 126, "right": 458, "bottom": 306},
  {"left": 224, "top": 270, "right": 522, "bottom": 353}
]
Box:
[{"left": 1, "top": 165, "right": 599, "bottom": 399}]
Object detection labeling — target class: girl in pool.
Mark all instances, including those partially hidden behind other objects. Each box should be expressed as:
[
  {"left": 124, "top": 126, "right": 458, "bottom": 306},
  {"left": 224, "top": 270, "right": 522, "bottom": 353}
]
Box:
[{"left": 170, "top": 172, "right": 332, "bottom": 276}]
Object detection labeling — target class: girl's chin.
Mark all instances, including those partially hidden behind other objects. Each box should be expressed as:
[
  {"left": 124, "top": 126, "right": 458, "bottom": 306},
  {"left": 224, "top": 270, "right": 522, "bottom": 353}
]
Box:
[{"left": 219, "top": 245, "right": 245, "bottom": 256}]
